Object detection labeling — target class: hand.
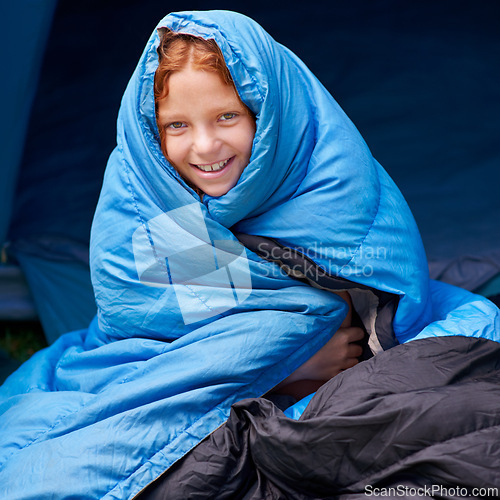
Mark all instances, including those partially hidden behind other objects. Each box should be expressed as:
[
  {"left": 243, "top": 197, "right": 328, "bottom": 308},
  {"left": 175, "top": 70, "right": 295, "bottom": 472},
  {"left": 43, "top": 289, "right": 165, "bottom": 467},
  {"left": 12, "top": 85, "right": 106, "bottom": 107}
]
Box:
[
  {"left": 271, "top": 326, "right": 365, "bottom": 399},
  {"left": 289, "top": 326, "right": 364, "bottom": 382}
]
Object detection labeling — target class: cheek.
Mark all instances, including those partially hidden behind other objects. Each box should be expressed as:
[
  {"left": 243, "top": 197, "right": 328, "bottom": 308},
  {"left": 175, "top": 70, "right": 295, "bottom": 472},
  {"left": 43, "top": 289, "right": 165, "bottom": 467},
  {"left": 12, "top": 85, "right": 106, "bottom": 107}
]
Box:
[
  {"left": 164, "top": 136, "right": 186, "bottom": 164},
  {"left": 231, "top": 120, "right": 255, "bottom": 158}
]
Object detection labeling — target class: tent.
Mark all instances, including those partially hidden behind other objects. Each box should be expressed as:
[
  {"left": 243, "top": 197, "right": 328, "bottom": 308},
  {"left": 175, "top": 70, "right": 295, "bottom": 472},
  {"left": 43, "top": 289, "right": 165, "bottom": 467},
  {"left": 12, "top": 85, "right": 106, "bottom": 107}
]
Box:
[{"left": 1, "top": 0, "right": 499, "bottom": 350}]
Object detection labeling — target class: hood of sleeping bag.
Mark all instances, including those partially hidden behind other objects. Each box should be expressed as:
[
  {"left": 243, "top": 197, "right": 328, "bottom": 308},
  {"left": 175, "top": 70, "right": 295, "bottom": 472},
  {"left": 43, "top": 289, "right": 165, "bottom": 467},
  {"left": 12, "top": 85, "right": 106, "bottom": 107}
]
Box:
[
  {"left": 90, "top": 10, "right": 432, "bottom": 347},
  {"left": 2, "top": 10, "right": 497, "bottom": 500}
]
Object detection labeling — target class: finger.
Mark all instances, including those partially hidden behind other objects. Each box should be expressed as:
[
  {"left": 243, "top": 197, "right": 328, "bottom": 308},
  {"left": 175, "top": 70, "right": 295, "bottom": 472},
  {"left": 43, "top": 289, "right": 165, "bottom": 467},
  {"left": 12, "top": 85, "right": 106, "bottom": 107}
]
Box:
[
  {"left": 341, "top": 357, "right": 359, "bottom": 370},
  {"left": 346, "top": 343, "right": 363, "bottom": 359},
  {"left": 334, "top": 327, "right": 359, "bottom": 341},
  {"left": 340, "top": 326, "right": 365, "bottom": 342}
]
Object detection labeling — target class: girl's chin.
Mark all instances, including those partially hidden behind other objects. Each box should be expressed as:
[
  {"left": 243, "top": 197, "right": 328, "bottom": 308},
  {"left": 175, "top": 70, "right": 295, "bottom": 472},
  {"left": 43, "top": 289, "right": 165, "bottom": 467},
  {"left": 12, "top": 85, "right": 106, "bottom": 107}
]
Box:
[{"left": 202, "top": 184, "right": 235, "bottom": 197}]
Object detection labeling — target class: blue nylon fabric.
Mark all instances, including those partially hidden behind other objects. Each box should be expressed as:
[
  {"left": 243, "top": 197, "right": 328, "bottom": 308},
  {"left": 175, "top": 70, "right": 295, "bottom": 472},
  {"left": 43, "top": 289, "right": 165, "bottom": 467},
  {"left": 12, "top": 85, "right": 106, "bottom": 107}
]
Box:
[{"left": 0, "top": 10, "right": 498, "bottom": 499}]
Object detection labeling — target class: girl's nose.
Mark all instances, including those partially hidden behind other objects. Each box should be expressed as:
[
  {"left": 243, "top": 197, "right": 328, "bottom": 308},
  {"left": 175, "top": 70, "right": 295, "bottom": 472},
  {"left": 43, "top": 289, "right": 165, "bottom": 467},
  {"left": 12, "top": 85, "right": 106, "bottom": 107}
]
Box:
[{"left": 192, "top": 127, "right": 221, "bottom": 156}]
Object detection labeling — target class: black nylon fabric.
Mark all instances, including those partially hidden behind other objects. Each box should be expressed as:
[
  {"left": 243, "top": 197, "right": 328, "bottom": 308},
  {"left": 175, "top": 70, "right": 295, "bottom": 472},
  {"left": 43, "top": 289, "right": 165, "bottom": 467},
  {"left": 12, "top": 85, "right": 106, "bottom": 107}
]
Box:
[{"left": 139, "top": 336, "right": 500, "bottom": 499}]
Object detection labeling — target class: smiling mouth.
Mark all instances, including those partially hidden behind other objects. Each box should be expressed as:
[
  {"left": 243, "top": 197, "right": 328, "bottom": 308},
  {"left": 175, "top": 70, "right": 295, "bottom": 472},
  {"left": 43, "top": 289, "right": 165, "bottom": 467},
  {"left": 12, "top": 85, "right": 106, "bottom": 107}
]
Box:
[{"left": 192, "top": 157, "right": 232, "bottom": 172}]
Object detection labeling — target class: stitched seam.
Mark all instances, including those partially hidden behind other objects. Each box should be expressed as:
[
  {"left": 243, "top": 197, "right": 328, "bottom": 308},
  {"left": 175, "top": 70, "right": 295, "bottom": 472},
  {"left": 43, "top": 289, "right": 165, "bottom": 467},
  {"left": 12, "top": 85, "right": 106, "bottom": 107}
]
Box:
[
  {"left": 341, "top": 162, "right": 382, "bottom": 271},
  {"left": 0, "top": 398, "right": 91, "bottom": 470}
]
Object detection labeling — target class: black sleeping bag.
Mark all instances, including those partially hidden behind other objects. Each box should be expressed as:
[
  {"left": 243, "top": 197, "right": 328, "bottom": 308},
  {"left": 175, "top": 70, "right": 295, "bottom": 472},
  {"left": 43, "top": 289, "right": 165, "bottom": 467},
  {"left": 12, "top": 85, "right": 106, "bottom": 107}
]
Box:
[{"left": 140, "top": 335, "right": 500, "bottom": 499}]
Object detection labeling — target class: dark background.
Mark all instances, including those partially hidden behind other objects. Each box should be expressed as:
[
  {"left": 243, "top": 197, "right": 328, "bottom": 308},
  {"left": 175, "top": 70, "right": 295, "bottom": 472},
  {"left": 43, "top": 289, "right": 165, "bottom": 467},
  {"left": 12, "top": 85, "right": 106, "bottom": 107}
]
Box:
[{"left": 11, "top": 0, "right": 500, "bottom": 260}]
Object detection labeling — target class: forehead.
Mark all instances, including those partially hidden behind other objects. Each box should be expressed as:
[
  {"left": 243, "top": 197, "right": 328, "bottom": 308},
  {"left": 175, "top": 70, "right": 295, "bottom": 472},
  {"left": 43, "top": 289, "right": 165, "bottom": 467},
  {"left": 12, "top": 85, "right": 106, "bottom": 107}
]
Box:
[{"left": 157, "top": 65, "right": 244, "bottom": 120}]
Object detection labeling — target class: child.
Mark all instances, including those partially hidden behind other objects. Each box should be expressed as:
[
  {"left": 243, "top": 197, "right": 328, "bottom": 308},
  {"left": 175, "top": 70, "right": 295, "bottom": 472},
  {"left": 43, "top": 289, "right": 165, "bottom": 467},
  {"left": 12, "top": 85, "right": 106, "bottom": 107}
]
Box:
[
  {"left": 5, "top": 10, "right": 495, "bottom": 499},
  {"left": 153, "top": 29, "right": 364, "bottom": 400}
]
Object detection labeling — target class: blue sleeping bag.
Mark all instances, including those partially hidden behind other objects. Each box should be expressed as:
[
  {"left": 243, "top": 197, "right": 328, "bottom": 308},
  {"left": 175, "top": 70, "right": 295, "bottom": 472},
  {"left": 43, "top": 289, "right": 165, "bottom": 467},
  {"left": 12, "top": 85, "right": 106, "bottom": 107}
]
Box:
[{"left": 1, "top": 11, "right": 498, "bottom": 499}]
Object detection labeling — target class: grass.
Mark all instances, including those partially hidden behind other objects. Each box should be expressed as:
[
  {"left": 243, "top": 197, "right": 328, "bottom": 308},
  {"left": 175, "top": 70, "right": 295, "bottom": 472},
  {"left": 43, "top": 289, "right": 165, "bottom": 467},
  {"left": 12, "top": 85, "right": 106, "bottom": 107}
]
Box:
[{"left": 0, "top": 321, "right": 48, "bottom": 363}]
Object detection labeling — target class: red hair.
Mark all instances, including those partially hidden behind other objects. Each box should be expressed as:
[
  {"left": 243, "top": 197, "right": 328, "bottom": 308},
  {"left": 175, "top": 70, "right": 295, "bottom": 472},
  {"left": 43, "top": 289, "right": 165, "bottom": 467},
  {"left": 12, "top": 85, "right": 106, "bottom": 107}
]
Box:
[{"left": 154, "top": 30, "right": 240, "bottom": 155}]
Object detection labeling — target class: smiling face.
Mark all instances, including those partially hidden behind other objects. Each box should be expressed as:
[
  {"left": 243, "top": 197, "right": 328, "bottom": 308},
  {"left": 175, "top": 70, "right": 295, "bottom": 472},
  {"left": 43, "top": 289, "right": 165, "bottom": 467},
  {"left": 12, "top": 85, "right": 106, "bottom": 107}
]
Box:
[{"left": 156, "top": 64, "right": 256, "bottom": 197}]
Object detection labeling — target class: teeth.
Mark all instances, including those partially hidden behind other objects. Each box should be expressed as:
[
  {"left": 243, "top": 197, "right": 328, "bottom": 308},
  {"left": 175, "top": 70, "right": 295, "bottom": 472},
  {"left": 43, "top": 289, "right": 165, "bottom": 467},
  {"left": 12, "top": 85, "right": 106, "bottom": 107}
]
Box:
[{"left": 196, "top": 159, "right": 229, "bottom": 172}]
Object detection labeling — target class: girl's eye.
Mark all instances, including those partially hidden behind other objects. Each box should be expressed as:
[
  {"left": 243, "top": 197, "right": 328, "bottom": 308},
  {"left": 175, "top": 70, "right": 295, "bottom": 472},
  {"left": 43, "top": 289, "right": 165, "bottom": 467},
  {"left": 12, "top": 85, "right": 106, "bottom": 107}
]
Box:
[
  {"left": 168, "top": 122, "right": 185, "bottom": 129},
  {"left": 219, "top": 113, "right": 237, "bottom": 121}
]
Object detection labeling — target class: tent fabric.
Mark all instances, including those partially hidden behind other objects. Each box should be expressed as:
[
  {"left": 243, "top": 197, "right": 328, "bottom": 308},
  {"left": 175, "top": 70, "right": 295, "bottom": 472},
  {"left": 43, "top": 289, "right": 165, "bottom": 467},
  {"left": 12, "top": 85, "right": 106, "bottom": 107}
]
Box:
[
  {"left": 0, "top": 264, "right": 37, "bottom": 321},
  {"left": 1, "top": 10, "right": 499, "bottom": 499},
  {"left": 0, "top": 0, "right": 99, "bottom": 341},
  {"left": 429, "top": 250, "right": 500, "bottom": 294},
  {"left": 0, "top": 0, "right": 58, "bottom": 245},
  {"left": 6, "top": 236, "right": 96, "bottom": 344}
]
